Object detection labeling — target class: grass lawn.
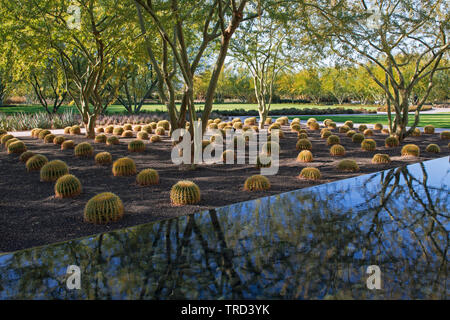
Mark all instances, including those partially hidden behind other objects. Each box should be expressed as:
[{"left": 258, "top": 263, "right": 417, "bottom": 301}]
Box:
[
  {"left": 0, "top": 103, "right": 379, "bottom": 114},
  {"left": 292, "top": 114, "right": 450, "bottom": 129}
]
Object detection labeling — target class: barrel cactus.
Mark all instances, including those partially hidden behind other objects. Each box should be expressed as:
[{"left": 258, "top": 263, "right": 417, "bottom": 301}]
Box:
[
  {"left": 440, "top": 131, "right": 450, "bottom": 140},
  {"left": 40, "top": 160, "right": 69, "bottom": 182},
  {"left": 374, "top": 123, "right": 383, "bottom": 130},
  {"left": 155, "top": 127, "right": 166, "bottom": 136},
  {"left": 26, "top": 154, "right": 48, "bottom": 171},
  {"left": 346, "top": 130, "right": 356, "bottom": 138},
  {"left": 8, "top": 141, "right": 27, "bottom": 154},
  {"left": 64, "top": 127, "right": 71, "bottom": 134},
  {"left": 321, "top": 130, "right": 332, "bottom": 139},
  {"left": 157, "top": 120, "right": 170, "bottom": 130},
  {"left": 112, "top": 157, "right": 136, "bottom": 176},
  {"left": 262, "top": 141, "right": 280, "bottom": 156},
  {"left": 296, "top": 150, "right": 313, "bottom": 163},
  {"left": 128, "top": 140, "right": 146, "bottom": 152},
  {"left": 401, "top": 144, "right": 420, "bottom": 157},
  {"left": 123, "top": 124, "right": 132, "bottom": 131},
  {"left": 5, "top": 138, "right": 19, "bottom": 149},
  {"left": 105, "top": 125, "right": 114, "bottom": 133},
  {"left": 106, "top": 136, "right": 120, "bottom": 146},
  {"left": 0, "top": 134, "right": 14, "bottom": 144},
  {"left": 411, "top": 128, "right": 421, "bottom": 136},
  {"left": 122, "top": 130, "right": 134, "bottom": 138},
  {"left": 323, "top": 119, "right": 332, "bottom": 126},
  {"left": 113, "top": 127, "right": 124, "bottom": 136},
  {"left": 43, "top": 134, "right": 56, "bottom": 143},
  {"left": 298, "top": 167, "right": 321, "bottom": 180},
  {"left": 244, "top": 175, "right": 271, "bottom": 191},
  {"left": 70, "top": 125, "right": 81, "bottom": 135},
  {"left": 95, "top": 152, "right": 113, "bottom": 165},
  {"left": 337, "top": 159, "right": 359, "bottom": 172},
  {"left": 94, "top": 134, "right": 107, "bottom": 143},
  {"left": 55, "top": 174, "right": 82, "bottom": 198},
  {"left": 136, "top": 169, "right": 160, "bottom": 186},
  {"left": 19, "top": 151, "right": 35, "bottom": 163},
  {"left": 137, "top": 131, "right": 149, "bottom": 140},
  {"left": 385, "top": 136, "right": 399, "bottom": 147},
  {"left": 361, "top": 139, "right": 377, "bottom": 151},
  {"left": 358, "top": 124, "right": 368, "bottom": 132},
  {"left": 290, "top": 123, "right": 301, "bottom": 132},
  {"left": 309, "top": 121, "right": 320, "bottom": 130},
  {"left": 150, "top": 135, "right": 162, "bottom": 142},
  {"left": 372, "top": 154, "right": 391, "bottom": 164},
  {"left": 61, "top": 140, "right": 75, "bottom": 150},
  {"left": 222, "top": 149, "right": 236, "bottom": 163},
  {"left": 339, "top": 125, "right": 350, "bottom": 133},
  {"left": 84, "top": 192, "right": 124, "bottom": 224},
  {"left": 327, "top": 135, "right": 340, "bottom": 146},
  {"left": 170, "top": 180, "right": 201, "bottom": 205},
  {"left": 327, "top": 122, "right": 337, "bottom": 129},
  {"left": 133, "top": 125, "right": 142, "bottom": 132},
  {"left": 424, "top": 125, "right": 435, "bottom": 134},
  {"left": 425, "top": 144, "right": 440, "bottom": 153},
  {"left": 381, "top": 128, "right": 390, "bottom": 135},
  {"left": 142, "top": 125, "right": 153, "bottom": 134},
  {"left": 96, "top": 127, "right": 104, "bottom": 133},
  {"left": 298, "top": 133, "right": 309, "bottom": 140},
  {"left": 363, "top": 129, "right": 374, "bottom": 136},
  {"left": 296, "top": 138, "right": 312, "bottom": 151},
  {"left": 352, "top": 133, "right": 365, "bottom": 143},
  {"left": 53, "top": 136, "right": 66, "bottom": 145},
  {"left": 344, "top": 120, "right": 354, "bottom": 128},
  {"left": 74, "top": 142, "right": 94, "bottom": 157},
  {"left": 330, "top": 144, "right": 346, "bottom": 156},
  {"left": 38, "top": 130, "right": 51, "bottom": 140},
  {"left": 256, "top": 154, "right": 272, "bottom": 168}
]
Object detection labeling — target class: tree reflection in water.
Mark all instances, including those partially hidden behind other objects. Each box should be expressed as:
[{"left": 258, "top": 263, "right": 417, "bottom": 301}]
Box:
[{"left": 0, "top": 157, "right": 448, "bottom": 300}]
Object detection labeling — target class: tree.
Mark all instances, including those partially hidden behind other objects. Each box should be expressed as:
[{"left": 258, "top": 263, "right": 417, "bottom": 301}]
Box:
[
  {"left": 298, "top": 0, "right": 449, "bottom": 140},
  {"left": 320, "top": 66, "right": 353, "bottom": 105},
  {"left": 230, "top": 13, "right": 291, "bottom": 128}
]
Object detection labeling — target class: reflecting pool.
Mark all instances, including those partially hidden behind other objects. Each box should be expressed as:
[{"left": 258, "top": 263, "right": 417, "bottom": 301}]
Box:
[{"left": 0, "top": 157, "right": 448, "bottom": 299}]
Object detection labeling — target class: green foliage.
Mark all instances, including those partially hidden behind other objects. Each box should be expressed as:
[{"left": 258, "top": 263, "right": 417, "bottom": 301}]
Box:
[
  {"left": 296, "top": 150, "right": 313, "bottom": 163},
  {"left": 95, "top": 152, "right": 113, "bottom": 165},
  {"left": 425, "top": 144, "right": 440, "bottom": 153},
  {"left": 7, "top": 140, "right": 26, "bottom": 154},
  {"left": 296, "top": 138, "right": 312, "bottom": 151},
  {"left": 352, "top": 133, "right": 364, "bottom": 143},
  {"left": 337, "top": 159, "right": 360, "bottom": 172},
  {"left": 61, "top": 140, "right": 75, "bottom": 150},
  {"left": 298, "top": 167, "right": 321, "bottom": 180},
  {"left": 372, "top": 154, "right": 391, "bottom": 164},
  {"left": 361, "top": 139, "right": 377, "bottom": 151},
  {"left": 84, "top": 192, "right": 124, "bottom": 224},
  {"left": 401, "top": 144, "right": 420, "bottom": 157},
  {"left": 113, "top": 157, "right": 136, "bottom": 176},
  {"left": 55, "top": 174, "right": 82, "bottom": 198},
  {"left": 330, "top": 144, "right": 346, "bottom": 156},
  {"left": 385, "top": 136, "right": 400, "bottom": 147},
  {"left": 128, "top": 140, "right": 145, "bottom": 152},
  {"left": 327, "top": 135, "right": 340, "bottom": 146},
  {"left": 74, "top": 142, "right": 94, "bottom": 157},
  {"left": 244, "top": 175, "right": 271, "bottom": 191},
  {"left": 136, "top": 169, "right": 159, "bottom": 186},
  {"left": 19, "top": 151, "right": 34, "bottom": 162},
  {"left": 26, "top": 154, "right": 48, "bottom": 171},
  {"left": 40, "top": 160, "right": 69, "bottom": 182},
  {"left": 170, "top": 180, "right": 201, "bottom": 205}
]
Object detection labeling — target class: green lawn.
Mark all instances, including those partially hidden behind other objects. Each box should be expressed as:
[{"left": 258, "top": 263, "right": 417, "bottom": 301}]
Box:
[
  {"left": 0, "top": 103, "right": 379, "bottom": 114},
  {"left": 290, "top": 114, "right": 450, "bottom": 129}
]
